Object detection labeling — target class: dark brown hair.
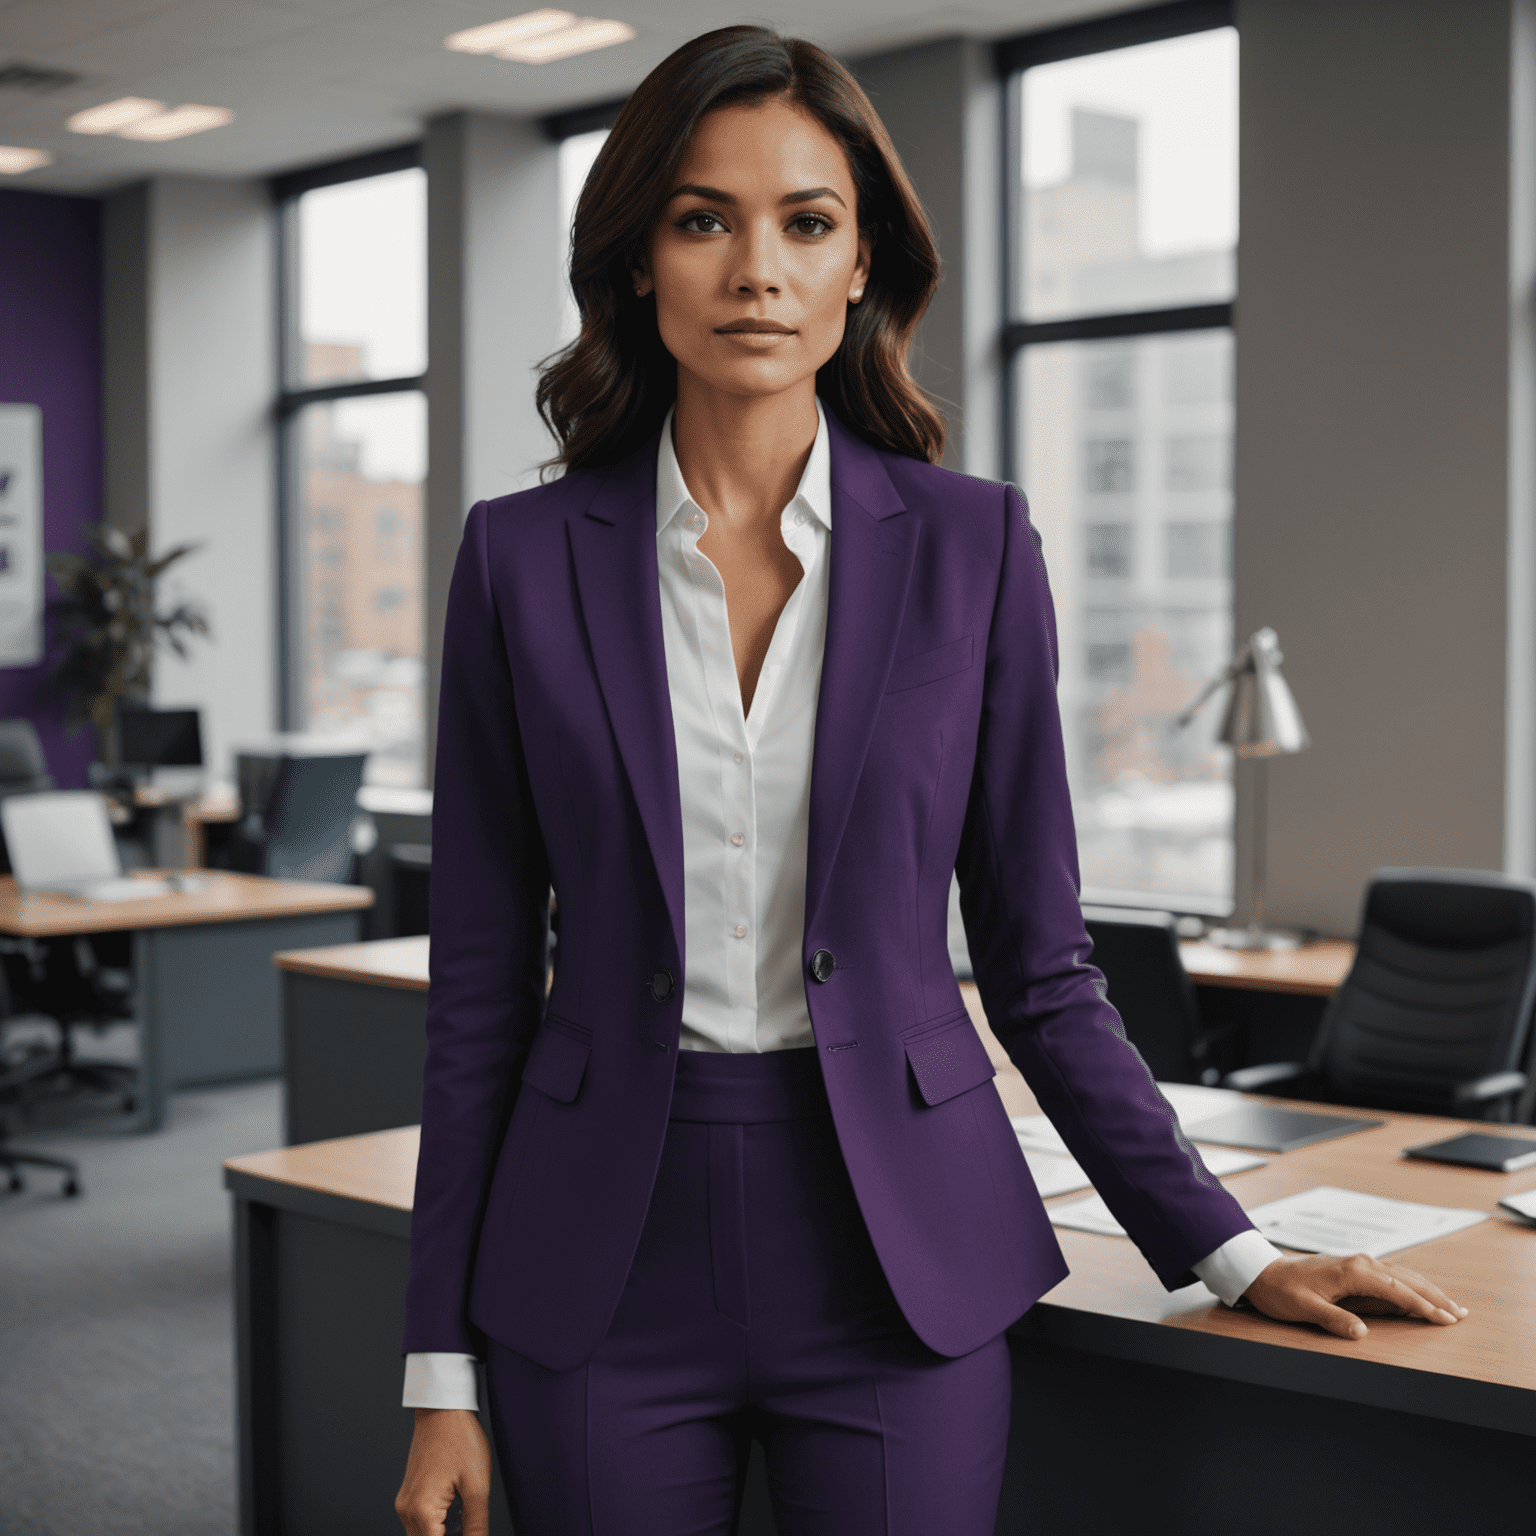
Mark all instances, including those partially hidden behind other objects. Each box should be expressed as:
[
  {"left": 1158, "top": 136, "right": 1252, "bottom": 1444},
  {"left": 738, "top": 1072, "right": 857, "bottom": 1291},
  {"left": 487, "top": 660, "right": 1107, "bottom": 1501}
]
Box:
[{"left": 536, "top": 26, "right": 945, "bottom": 474}]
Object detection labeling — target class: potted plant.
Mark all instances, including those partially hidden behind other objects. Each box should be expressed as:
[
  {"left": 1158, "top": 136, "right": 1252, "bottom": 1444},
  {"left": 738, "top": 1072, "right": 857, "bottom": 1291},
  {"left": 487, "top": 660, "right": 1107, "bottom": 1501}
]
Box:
[{"left": 46, "top": 523, "right": 208, "bottom": 766}]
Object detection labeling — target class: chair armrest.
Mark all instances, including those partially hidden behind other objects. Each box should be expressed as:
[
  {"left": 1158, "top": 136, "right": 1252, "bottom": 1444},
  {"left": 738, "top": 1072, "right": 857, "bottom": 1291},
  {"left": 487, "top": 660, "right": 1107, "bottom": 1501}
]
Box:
[
  {"left": 1222, "top": 1061, "right": 1309, "bottom": 1093},
  {"left": 1451, "top": 1071, "right": 1528, "bottom": 1107}
]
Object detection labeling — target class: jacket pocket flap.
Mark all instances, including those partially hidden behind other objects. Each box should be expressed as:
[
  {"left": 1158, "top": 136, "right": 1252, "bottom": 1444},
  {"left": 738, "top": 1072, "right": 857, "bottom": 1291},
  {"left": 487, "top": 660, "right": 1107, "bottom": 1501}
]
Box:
[
  {"left": 886, "top": 635, "right": 974, "bottom": 694},
  {"left": 904, "top": 1015, "right": 996, "bottom": 1106},
  {"left": 521, "top": 1023, "right": 591, "bottom": 1104}
]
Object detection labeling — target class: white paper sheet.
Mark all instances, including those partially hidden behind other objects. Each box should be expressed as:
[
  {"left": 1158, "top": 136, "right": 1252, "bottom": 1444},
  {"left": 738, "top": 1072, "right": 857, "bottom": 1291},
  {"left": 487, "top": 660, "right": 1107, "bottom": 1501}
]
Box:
[
  {"left": 1011, "top": 1081, "right": 1251, "bottom": 1158},
  {"left": 1498, "top": 1187, "right": 1536, "bottom": 1221},
  {"left": 1244, "top": 1186, "right": 1487, "bottom": 1258},
  {"left": 1045, "top": 1144, "right": 1270, "bottom": 1239},
  {"left": 1023, "top": 1151, "right": 1093, "bottom": 1198}
]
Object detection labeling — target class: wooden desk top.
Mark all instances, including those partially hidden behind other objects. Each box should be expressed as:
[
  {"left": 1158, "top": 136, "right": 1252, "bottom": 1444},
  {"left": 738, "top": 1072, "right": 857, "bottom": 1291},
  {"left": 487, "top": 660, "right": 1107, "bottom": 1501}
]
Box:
[
  {"left": 226, "top": 1126, "right": 419, "bottom": 1213},
  {"left": 273, "top": 934, "right": 430, "bottom": 992},
  {"left": 1179, "top": 938, "right": 1355, "bottom": 996},
  {"left": 0, "top": 869, "right": 373, "bottom": 936}
]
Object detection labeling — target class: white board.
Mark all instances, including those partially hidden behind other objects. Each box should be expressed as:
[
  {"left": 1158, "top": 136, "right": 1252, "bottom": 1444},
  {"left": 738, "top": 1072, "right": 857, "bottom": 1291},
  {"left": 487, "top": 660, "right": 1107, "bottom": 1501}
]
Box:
[{"left": 0, "top": 404, "right": 44, "bottom": 667}]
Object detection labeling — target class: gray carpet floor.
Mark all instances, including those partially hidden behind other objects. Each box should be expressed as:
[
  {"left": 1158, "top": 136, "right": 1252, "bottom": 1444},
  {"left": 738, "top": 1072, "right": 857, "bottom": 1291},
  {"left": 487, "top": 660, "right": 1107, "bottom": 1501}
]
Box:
[{"left": 0, "top": 1060, "right": 282, "bottom": 1536}]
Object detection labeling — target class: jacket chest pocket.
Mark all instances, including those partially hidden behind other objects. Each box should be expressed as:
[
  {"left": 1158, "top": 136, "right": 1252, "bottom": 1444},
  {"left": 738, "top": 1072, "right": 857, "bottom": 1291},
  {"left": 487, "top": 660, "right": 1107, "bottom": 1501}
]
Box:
[{"left": 885, "top": 635, "right": 974, "bottom": 695}]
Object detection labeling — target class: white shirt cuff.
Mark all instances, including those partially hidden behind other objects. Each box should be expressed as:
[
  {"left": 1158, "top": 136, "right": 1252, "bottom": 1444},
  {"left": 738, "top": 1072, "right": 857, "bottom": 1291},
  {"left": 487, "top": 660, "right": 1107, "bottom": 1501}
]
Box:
[
  {"left": 1190, "top": 1228, "right": 1286, "bottom": 1308},
  {"left": 402, "top": 1352, "right": 480, "bottom": 1411}
]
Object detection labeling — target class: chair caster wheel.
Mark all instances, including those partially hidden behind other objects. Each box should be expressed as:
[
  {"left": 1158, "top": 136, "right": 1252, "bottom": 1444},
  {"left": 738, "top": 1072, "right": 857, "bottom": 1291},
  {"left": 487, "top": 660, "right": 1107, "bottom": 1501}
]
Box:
[{"left": 62, "top": 1178, "right": 81, "bottom": 1197}]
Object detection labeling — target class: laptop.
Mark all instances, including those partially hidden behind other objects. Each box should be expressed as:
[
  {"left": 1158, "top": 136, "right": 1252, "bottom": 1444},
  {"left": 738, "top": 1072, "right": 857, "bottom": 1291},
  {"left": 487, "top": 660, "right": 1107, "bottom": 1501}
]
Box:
[{"left": 1, "top": 791, "right": 173, "bottom": 902}]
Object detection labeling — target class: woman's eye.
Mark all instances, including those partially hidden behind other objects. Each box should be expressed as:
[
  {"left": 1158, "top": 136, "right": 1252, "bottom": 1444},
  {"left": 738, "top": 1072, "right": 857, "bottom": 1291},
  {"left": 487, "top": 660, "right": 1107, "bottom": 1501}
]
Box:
[
  {"left": 681, "top": 213, "right": 726, "bottom": 234},
  {"left": 790, "top": 215, "right": 833, "bottom": 237}
]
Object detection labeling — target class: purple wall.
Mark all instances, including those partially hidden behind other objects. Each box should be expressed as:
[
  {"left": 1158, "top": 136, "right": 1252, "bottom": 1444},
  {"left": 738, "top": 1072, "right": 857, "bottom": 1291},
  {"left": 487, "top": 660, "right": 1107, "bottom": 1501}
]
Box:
[{"left": 0, "top": 187, "right": 101, "bottom": 787}]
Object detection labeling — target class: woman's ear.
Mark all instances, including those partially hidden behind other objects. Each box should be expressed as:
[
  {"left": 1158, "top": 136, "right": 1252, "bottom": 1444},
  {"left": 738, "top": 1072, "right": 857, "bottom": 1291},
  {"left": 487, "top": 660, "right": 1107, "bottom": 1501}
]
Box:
[
  {"left": 849, "top": 229, "right": 874, "bottom": 304},
  {"left": 630, "top": 260, "right": 654, "bottom": 298}
]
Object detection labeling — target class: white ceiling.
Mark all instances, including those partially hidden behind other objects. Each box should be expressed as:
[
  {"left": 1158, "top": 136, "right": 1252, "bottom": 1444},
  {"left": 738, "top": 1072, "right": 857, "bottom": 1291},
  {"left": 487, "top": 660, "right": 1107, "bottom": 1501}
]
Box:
[{"left": 0, "top": 0, "right": 1137, "bottom": 195}]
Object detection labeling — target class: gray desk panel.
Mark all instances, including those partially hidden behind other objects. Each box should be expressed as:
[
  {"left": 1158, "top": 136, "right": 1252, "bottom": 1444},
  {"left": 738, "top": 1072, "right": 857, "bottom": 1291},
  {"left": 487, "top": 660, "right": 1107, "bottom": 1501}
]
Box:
[{"left": 282, "top": 971, "right": 427, "bottom": 1146}]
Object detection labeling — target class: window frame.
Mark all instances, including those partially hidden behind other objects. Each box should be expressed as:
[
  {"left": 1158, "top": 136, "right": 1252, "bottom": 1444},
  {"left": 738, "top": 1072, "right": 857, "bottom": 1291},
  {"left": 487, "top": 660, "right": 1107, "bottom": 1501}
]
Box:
[
  {"left": 269, "top": 141, "right": 427, "bottom": 734},
  {"left": 995, "top": 0, "right": 1238, "bottom": 918}
]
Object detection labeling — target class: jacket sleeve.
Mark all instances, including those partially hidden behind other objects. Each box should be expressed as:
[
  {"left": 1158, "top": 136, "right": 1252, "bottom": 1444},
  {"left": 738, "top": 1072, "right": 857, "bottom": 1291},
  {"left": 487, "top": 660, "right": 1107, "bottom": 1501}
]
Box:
[
  {"left": 402, "top": 500, "right": 551, "bottom": 1354},
  {"left": 954, "top": 483, "right": 1253, "bottom": 1291}
]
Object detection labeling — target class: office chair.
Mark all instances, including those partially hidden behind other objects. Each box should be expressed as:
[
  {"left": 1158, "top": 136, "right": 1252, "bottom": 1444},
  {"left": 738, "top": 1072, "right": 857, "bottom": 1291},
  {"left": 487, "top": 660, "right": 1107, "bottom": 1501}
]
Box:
[
  {"left": 229, "top": 753, "right": 368, "bottom": 884},
  {"left": 1224, "top": 869, "right": 1536, "bottom": 1122},
  {"left": 1082, "top": 905, "right": 1235, "bottom": 1084},
  {"left": 0, "top": 723, "right": 138, "bottom": 1126}
]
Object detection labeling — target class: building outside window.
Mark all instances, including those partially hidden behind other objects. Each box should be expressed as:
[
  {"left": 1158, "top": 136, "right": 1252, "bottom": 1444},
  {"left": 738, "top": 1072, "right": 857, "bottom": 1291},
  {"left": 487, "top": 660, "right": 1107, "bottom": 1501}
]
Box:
[
  {"left": 1003, "top": 4, "right": 1238, "bottom": 910},
  {"left": 274, "top": 151, "right": 427, "bottom": 787}
]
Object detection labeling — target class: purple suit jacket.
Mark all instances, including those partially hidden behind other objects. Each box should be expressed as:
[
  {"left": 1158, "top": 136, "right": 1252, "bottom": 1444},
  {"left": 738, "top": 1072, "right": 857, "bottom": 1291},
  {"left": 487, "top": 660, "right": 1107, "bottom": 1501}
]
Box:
[{"left": 402, "top": 412, "right": 1252, "bottom": 1370}]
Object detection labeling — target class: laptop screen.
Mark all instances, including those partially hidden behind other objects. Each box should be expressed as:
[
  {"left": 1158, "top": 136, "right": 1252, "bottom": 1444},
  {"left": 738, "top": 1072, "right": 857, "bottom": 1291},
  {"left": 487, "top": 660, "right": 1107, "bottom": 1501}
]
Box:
[
  {"left": 1, "top": 792, "right": 123, "bottom": 889},
  {"left": 119, "top": 709, "right": 203, "bottom": 768}
]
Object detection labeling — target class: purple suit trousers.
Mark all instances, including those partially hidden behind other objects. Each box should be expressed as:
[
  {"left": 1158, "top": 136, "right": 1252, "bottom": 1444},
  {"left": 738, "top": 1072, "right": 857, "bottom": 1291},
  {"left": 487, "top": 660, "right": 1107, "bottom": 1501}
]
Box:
[
  {"left": 486, "top": 1047, "right": 1012, "bottom": 1535},
  {"left": 403, "top": 410, "right": 1252, "bottom": 1375}
]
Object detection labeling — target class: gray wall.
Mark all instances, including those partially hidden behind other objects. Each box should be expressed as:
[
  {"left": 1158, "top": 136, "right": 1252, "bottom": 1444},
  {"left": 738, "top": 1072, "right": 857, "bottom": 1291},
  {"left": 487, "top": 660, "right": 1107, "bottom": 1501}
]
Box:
[
  {"left": 1235, "top": 0, "right": 1528, "bottom": 934},
  {"left": 424, "top": 112, "right": 563, "bottom": 783},
  {"left": 103, "top": 176, "right": 276, "bottom": 782},
  {"left": 855, "top": 39, "right": 1003, "bottom": 479}
]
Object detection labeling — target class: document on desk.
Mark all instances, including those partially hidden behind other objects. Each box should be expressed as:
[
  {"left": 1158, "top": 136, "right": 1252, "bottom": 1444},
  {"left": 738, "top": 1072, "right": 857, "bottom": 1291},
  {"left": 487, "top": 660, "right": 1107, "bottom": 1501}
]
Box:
[
  {"left": 1244, "top": 1186, "right": 1487, "bottom": 1258},
  {"left": 1047, "top": 1146, "right": 1271, "bottom": 1237},
  {"left": 1011, "top": 1082, "right": 1249, "bottom": 1157}
]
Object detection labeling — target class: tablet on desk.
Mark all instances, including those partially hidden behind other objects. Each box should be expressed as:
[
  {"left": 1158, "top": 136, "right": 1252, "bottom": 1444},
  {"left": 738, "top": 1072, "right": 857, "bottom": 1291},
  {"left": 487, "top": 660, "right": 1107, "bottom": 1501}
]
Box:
[
  {"left": 1407, "top": 1132, "right": 1536, "bottom": 1173},
  {"left": 1184, "top": 1104, "right": 1383, "bottom": 1154}
]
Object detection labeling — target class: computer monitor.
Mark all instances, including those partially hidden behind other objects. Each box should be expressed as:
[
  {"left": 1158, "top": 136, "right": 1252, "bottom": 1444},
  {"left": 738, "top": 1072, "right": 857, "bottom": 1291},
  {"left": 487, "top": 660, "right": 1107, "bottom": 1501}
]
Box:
[{"left": 119, "top": 709, "right": 203, "bottom": 769}]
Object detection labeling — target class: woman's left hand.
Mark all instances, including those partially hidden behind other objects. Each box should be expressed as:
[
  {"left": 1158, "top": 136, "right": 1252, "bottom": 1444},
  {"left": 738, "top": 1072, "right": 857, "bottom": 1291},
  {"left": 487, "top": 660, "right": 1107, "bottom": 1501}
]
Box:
[{"left": 1242, "top": 1253, "right": 1469, "bottom": 1339}]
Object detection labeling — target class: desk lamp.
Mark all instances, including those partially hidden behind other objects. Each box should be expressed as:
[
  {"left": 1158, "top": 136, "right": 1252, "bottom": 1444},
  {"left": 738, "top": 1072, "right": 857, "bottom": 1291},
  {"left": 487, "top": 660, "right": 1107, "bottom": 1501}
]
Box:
[{"left": 1176, "top": 627, "right": 1310, "bottom": 951}]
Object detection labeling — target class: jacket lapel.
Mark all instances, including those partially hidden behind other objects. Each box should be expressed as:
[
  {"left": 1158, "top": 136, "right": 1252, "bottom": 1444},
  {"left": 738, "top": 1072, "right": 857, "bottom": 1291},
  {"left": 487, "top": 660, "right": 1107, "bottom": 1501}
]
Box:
[
  {"left": 566, "top": 435, "right": 687, "bottom": 962},
  {"left": 804, "top": 416, "right": 918, "bottom": 936}
]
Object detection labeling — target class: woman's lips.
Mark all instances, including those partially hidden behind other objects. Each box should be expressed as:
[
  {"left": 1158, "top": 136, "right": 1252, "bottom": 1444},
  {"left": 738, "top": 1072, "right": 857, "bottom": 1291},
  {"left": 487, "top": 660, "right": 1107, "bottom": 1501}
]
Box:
[{"left": 715, "top": 322, "right": 797, "bottom": 334}]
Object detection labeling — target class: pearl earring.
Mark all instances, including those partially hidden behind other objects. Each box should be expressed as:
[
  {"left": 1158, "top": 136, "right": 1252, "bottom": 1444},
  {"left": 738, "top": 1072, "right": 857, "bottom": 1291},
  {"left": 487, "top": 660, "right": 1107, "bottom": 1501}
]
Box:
[{"left": 851, "top": 288, "right": 863, "bottom": 300}]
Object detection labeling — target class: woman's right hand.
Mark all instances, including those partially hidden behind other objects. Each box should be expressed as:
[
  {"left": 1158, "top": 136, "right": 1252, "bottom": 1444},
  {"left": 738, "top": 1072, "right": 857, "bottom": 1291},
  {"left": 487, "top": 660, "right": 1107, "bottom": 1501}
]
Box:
[{"left": 395, "top": 1408, "right": 492, "bottom": 1536}]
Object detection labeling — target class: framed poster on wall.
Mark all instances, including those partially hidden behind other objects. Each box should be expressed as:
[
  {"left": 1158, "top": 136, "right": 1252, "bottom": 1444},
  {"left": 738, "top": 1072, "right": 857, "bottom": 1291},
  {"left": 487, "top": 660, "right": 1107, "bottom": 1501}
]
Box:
[{"left": 0, "top": 404, "right": 43, "bottom": 668}]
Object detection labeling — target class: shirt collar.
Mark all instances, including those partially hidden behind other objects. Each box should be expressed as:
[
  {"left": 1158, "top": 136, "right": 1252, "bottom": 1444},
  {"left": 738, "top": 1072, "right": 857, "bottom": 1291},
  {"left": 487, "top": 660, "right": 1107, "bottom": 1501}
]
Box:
[{"left": 655, "top": 398, "right": 832, "bottom": 536}]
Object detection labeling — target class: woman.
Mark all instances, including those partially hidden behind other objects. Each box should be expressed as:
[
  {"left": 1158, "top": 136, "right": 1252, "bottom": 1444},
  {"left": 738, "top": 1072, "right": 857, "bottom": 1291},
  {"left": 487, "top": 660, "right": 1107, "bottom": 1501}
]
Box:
[{"left": 395, "top": 27, "right": 1466, "bottom": 1536}]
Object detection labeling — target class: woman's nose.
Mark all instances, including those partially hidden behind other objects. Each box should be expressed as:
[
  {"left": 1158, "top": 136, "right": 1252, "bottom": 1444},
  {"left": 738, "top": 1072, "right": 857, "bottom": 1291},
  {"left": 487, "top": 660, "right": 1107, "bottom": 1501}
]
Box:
[{"left": 729, "top": 221, "right": 783, "bottom": 296}]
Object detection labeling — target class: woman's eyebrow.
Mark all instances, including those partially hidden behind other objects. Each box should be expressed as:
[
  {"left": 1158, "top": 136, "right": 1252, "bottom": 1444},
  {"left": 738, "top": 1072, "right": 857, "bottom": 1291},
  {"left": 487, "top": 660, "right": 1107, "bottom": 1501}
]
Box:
[{"left": 666, "top": 183, "right": 848, "bottom": 209}]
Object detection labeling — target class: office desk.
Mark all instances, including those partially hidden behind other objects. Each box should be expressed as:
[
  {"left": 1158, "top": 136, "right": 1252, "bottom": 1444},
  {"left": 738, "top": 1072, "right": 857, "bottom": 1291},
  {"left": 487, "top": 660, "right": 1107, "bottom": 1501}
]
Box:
[
  {"left": 0, "top": 871, "right": 372, "bottom": 1130},
  {"left": 1179, "top": 937, "right": 1355, "bottom": 996},
  {"left": 227, "top": 1032, "right": 1534, "bottom": 1536},
  {"left": 272, "top": 936, "right": 429, "bottom": 1145}
]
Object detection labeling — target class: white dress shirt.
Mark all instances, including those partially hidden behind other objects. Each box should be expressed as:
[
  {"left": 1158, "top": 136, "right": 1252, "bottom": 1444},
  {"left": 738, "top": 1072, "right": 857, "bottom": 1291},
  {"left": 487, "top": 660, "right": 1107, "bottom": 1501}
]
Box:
[{"left": 403, "top": 405, "right": 1280, "bottom": 1409}]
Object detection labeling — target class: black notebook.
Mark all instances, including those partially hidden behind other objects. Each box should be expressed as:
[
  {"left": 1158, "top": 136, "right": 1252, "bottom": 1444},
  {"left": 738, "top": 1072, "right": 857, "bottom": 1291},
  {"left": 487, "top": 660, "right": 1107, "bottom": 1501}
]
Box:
[
  {"left": 1404, "top": 1132, "right": 1536, "bottom": 1173},
  {"left": 1183, "top": 1105, "right": 1383, "bottom": 1154}
]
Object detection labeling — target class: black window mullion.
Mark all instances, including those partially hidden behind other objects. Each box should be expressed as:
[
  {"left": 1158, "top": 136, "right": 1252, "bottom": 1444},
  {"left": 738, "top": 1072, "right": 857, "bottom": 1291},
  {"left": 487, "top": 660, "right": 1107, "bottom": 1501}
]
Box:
[{"left": 275, "top": 373, "right": 428, "bottom": 420}]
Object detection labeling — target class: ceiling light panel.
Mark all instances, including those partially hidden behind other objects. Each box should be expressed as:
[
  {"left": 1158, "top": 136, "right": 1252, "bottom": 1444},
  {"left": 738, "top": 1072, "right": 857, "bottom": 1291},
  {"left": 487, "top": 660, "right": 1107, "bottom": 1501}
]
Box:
[
  {"left": 497, "top": 17, "right": 635, "bottom": 63},
  {"left": 444, "top": 11, "right": 636, "bottom": 65},
  {"left": 117, "top": 105, "right": 234, "bottom": 142},
  {"left": 445, "top": 11, "right": 576, "bottom": 54},
  {"left": 0, "top": 145, "right": 53, "bottom": 175},
  {"left": 67, "top": 97, "right": 166, "bottom": 135}
]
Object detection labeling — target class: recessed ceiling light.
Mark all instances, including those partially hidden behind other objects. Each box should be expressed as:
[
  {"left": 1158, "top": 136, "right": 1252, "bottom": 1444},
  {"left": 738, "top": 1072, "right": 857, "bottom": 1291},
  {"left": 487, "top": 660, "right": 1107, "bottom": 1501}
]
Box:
[
  {"left": 67, "top": 96, "right": 165, "bottom": 135},
  {"left": 445, "top": 10, "right": 576, "bottom": 54},
  {"left": 497, "top": 17, "right": 635, "bottom": 63},
  {"left": 117, "top": 104, "right": 233, "bottom": 142},
  {"left": 444, "top": 10, "right": 635, "bottom": 65},
  {"left": 0, "top": 144, "right": 53, "bottom": 174}
]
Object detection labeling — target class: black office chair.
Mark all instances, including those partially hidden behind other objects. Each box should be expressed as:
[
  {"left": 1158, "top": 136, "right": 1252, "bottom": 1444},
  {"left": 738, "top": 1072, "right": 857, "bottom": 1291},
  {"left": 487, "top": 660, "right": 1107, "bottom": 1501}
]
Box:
[
  {"left": 1224, "top": 869, "right": 1536, "bottom": 1121},
  {"left": 0, "top": 721, "right": 137, "bottom": 1144},
  {"left": 1082, "top": 906, "right": 1235, "bottom": 1084},
  {"left": 229, "top": 754, "right": 368, "bottom": 884}
]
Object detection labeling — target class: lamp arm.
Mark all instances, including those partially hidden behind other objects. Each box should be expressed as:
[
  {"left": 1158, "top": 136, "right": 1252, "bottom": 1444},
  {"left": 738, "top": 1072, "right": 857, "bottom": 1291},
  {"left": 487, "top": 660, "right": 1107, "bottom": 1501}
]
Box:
[{"left": 1174, "top": 662, "right": 1239, "bottom": 729}]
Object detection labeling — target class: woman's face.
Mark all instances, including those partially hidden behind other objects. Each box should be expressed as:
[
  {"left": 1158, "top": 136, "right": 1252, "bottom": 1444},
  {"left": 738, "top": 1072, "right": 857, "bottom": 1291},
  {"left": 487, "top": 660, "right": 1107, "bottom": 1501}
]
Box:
[{"left": 635, "top": 97, "right": 872, "bottom": 405}]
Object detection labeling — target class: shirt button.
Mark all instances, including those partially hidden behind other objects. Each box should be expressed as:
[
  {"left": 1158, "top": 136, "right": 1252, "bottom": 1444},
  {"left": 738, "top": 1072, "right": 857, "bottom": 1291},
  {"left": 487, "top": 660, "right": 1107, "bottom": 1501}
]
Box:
[
  {"left": 730, "top": 832, "right": 745, "bottom": 847},
  {"left": 794, "top": 510, "right": 808, "bottom": 526},
  {"left": 733, "top": 924, "right": 748, "bottom": 939},
  {"left": 733, "top": 752, "right": 744, "bottom": 764},
  {"left": 685, "top": 510, "right": 704, "bottom": 531}
]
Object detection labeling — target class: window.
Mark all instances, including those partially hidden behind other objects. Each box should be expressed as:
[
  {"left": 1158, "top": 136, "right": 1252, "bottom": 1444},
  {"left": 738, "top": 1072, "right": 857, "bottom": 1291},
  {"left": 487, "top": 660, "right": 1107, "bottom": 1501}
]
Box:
[
  {"left": 274, "top": 146, "right": 427, "bottom": 787},
  {"left": 1002, "top": 2, "right": 1237, "bottom": 910}
]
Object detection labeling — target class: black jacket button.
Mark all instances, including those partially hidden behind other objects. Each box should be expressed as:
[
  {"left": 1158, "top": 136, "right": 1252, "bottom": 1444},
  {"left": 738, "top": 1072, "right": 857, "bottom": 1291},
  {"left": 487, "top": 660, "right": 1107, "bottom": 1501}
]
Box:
[
  {"left": 649, "top": 970, "right": 675, "bottom": 1001},
  {"left": 809, "top": 949, "right": 835, "bottom": 983}
]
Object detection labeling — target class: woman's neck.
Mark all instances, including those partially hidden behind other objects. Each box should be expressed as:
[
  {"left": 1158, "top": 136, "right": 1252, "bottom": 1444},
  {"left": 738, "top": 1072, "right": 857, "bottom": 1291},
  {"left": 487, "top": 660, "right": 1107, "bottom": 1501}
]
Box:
[{"left": 671, "top": 375, "right": 819, "bottom": 530}]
